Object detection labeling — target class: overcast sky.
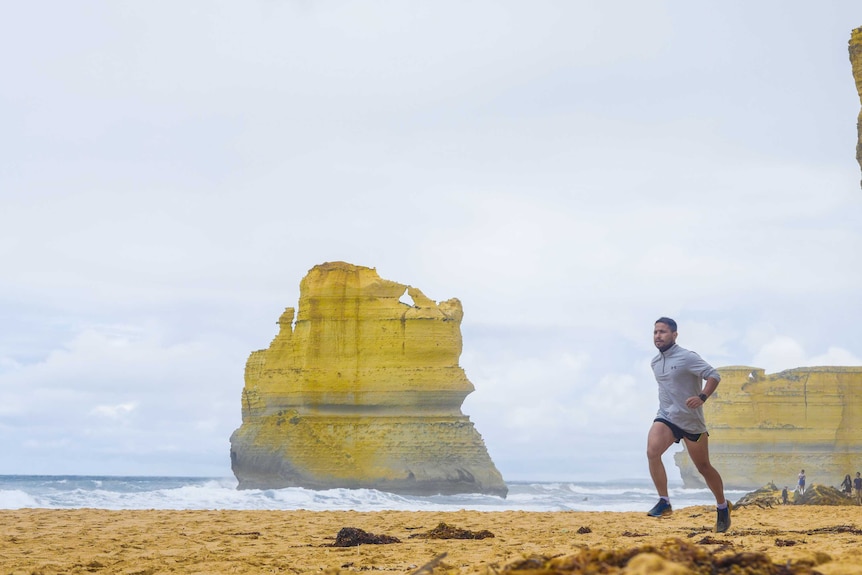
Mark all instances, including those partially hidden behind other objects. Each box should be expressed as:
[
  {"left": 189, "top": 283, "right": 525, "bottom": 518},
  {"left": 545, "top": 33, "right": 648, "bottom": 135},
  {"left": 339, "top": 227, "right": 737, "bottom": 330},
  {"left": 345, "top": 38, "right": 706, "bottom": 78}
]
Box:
[{"left": 2, "top": 2, "right": 861, "bottom": 484}]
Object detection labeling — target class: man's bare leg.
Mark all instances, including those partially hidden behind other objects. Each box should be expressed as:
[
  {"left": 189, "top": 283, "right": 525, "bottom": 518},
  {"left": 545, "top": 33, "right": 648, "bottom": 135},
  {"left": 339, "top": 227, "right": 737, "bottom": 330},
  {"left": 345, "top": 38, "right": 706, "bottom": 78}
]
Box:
[
  {"left": 685, "top": 434, "right": 731, "bottom": 532},
  {"left": 683, "top": 435, "right": 725, "bottom": 504},
  {"left": 647, "top": 422, "right": 676, "bottom": 497}
]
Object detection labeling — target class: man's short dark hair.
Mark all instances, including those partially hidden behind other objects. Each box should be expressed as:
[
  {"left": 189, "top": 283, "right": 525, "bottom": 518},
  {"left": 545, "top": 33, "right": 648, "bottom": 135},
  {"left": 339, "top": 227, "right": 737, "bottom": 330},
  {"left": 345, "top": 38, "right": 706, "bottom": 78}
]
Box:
[{"left": 655, "top": 317, "right": 677, "bottom": 332}]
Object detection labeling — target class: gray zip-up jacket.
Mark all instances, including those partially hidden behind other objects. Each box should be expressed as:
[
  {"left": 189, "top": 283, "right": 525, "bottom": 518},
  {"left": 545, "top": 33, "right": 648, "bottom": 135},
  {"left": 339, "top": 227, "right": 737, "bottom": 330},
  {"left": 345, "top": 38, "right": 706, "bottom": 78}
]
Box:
[{"left": 651, "top": 343, "right": 720, "bottom": 434}]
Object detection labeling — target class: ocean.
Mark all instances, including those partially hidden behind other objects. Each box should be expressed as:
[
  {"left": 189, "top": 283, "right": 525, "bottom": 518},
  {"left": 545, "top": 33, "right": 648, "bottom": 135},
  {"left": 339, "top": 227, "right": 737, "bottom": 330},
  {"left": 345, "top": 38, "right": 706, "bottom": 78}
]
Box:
[{"left": 0, "top": 476, "right": 747, "bottom": 512}]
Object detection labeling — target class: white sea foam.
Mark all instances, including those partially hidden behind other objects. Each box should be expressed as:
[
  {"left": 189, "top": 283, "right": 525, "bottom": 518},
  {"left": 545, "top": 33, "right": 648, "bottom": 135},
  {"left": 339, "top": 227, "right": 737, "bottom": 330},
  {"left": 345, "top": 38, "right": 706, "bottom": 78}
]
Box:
[
  {"left": 0, "top": 476, "right": 747, "bottom": 512},
  {"left": 0, "top": 489, "right": 39, "bottom": 509}
]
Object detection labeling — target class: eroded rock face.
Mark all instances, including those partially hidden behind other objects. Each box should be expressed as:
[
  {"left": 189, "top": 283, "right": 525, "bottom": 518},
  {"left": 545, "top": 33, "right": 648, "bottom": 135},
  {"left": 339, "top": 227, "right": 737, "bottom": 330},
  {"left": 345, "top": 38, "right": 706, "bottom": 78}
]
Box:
[
  {"left": 675, "top": 366, "right": 862, "bottom": 489},
  {"left": 229, "top": 262, "right": 507, "bottom": 497},
  {"left": 850, "top": 27, "right": 862, "bottom": 185}
]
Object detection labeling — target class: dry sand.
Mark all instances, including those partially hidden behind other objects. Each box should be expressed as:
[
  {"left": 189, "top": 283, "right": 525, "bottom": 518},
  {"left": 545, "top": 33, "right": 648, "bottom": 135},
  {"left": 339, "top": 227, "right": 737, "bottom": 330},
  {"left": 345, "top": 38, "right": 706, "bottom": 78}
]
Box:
[{"left": 2, "top": 505, "right": 862, "bottom": 574}]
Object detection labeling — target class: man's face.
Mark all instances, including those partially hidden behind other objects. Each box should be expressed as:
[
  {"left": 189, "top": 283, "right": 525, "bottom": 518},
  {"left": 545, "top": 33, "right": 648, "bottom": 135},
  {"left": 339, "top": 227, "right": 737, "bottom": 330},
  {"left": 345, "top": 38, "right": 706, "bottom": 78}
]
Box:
[{"left": 654, "top": 322, "right": 677, "bottom": 352}]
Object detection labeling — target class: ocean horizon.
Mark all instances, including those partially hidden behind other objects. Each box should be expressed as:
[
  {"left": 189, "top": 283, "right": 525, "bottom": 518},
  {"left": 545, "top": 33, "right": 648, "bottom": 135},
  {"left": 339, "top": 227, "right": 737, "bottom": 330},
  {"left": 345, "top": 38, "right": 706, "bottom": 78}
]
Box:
[{"left": 0, "top": 475, "right": 748, "bottom": 512}]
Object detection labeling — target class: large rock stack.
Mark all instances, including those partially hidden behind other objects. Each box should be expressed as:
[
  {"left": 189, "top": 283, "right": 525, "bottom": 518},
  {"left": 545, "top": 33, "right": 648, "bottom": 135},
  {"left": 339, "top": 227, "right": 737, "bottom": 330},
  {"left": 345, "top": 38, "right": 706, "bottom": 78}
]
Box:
[
  {"left": 230, "top": 262, "right": 507, "bottom": 497},
  {"left": 675, "top": 366, "right": 862, "bottom": 489}
]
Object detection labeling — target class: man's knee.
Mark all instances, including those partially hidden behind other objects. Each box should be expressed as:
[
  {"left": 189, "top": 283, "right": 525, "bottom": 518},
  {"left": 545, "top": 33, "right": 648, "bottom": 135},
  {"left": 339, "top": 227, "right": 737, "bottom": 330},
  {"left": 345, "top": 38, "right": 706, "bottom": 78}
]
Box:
[
  {"left": 646, "top": 446, "right": 665, "bottom": 461},
  {"left": 646, "top": 436, "right": 671, "bottom": 460}
]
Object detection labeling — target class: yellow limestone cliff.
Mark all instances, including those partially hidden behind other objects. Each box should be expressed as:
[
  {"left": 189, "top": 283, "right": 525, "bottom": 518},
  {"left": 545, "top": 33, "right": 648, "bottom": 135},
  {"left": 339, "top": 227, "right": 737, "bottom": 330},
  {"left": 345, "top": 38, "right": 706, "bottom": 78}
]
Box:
[
  {"left": 851, "top": 26, "right": 862, "bottom": 185},
  {"left": 675, "top": 366, "right": 862, "bottom": 489},
  {"left": 229, "top": 262, "right": 507, "bottom": 497}
]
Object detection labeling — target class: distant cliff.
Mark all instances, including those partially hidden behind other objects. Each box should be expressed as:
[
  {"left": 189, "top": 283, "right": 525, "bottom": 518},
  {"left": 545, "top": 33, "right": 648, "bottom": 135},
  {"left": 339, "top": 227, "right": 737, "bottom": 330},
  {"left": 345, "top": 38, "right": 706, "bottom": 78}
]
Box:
[
  {"left": 230, "top": 262, "right": 507, "bottom": 497},
  {"left": 850, "top": 27, "right": 862, "bottom": 186},
  {"left": 675, "top": 366, "right": 862, "bottom": 489}
]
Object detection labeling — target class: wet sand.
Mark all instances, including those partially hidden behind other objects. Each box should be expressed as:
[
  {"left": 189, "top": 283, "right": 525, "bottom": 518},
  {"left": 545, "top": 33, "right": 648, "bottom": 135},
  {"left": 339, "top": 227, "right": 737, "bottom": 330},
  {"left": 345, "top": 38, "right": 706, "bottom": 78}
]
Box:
[{"left": 2, "top": 505, "right": 862, "bottom": 574}]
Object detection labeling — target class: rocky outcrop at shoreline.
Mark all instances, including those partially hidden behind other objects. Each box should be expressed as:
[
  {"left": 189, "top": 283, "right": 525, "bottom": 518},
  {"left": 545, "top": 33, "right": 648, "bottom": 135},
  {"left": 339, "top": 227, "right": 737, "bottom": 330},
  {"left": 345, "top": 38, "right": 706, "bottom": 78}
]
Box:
[{"left": 735, "top": 483, "right": 859, "bottom": 508}]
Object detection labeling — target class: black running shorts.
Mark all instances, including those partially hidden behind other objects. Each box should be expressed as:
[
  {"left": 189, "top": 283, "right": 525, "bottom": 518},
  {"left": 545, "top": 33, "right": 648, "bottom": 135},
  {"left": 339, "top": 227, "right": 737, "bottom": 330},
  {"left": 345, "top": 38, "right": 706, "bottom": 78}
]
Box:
[{"left": 655, "top": 417, "right": 707, "bottom": 443}]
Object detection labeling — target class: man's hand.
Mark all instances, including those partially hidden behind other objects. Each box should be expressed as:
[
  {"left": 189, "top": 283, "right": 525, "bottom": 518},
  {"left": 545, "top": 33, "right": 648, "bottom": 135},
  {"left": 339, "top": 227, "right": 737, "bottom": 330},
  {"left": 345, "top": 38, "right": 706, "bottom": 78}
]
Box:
[{"left": 685, "top": 395, "right": 705, "bottom": 409}]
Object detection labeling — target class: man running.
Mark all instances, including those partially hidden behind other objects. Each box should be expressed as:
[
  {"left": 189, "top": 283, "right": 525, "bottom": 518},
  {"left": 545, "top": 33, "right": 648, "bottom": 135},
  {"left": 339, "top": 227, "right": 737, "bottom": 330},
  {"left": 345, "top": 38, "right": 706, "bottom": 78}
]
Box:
[{"left": 646, "top": 317, "right": 731, "bottom": 533}]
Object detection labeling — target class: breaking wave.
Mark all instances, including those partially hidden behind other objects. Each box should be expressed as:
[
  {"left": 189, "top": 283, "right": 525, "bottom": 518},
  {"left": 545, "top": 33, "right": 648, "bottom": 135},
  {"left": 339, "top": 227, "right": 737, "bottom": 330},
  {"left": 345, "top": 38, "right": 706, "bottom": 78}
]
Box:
[{"left": 0, "top": 476, "right": 744, "bottom": 511}]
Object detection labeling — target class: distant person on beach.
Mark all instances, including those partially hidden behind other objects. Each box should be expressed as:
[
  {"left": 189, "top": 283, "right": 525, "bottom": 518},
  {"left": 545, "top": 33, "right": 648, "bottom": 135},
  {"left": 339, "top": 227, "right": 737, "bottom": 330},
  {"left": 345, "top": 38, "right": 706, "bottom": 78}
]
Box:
[
  {"left": 798, "top": 470, "right": 806, "bottom": 495},
  {"left": 842, "top": 474, "right": 852, "bottom": 496},
  {"left": 781, "top": 486, "right": 788, "bottom": 504},
  {"left": 854, "top": 472, "right": 861, "bottom": 505},
  {"left": 646, "top": 317, "right": 731, "bottom": 533}
]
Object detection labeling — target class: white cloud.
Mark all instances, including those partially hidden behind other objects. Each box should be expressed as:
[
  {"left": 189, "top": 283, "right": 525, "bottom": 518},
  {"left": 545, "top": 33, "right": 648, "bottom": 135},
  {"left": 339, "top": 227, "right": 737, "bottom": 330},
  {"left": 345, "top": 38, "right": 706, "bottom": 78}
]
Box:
[
  {"left": 90, "top": 402, "right": 137, "bottom": 420},
  {"left": 22, "top": 438, "right": 72, "bottom": 450},
  {"left": 0, "top": 323, "right": 245, "bottom": 475},
  {"left": 750, "top": 335, "right": 862, "bottom": 374},
  {"left": 808, "top": 347, "right": 862, "bottom": 366},
  {"left": 580, "top": 374, "right": 654, "bottom": 426},
  {"left": 751, "top": 336, "right": 808, "bottom": 373}
]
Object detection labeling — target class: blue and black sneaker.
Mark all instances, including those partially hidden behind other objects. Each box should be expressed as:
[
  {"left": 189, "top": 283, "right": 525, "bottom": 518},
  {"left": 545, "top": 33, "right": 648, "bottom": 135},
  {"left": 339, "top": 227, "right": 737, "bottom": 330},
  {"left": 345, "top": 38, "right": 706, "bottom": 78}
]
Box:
[
  {"left": 647, "top": 498, "right": 673, "bottom": 517},
  {"left": 715, "top": 501, "right": 732, "bottom": 533}
]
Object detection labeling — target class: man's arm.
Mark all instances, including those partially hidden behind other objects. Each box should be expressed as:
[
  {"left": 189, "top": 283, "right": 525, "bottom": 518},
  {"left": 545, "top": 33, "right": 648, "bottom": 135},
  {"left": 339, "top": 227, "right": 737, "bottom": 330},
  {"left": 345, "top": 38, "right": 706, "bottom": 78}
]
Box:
[
  {"left": 700, "top": 375, "right": 719, "bottom": 398},
  {"left": 682, "top": 351, "right": 721, "bottom": 408},
  {"left": 685, "top": 375, "right": 719, "bottom": 409}
]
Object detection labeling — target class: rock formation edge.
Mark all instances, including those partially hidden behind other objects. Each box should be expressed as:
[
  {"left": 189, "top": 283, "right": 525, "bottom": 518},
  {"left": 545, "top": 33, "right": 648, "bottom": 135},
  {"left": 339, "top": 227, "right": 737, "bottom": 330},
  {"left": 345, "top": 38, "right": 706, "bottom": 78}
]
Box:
[{"left": 850, "top": 26, "right": 862, "bottom": 186}]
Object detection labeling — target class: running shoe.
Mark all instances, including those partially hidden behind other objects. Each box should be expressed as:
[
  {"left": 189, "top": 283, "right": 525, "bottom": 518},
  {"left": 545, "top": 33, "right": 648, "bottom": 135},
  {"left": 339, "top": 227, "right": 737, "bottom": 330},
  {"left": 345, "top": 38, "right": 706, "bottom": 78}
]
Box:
[
  {"left": 715, "top": 501, "right": 732, "bottom": 533},
  {"left": 646, "top": 499, "right": 672, "bottom": 517}
]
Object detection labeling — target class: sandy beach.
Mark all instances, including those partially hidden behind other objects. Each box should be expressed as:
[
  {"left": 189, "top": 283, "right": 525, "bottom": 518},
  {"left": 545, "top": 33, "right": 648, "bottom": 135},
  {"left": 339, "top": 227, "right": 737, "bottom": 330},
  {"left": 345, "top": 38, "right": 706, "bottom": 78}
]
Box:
[{"left": 2, "top": 505, "right": 862, "bottom": 574}]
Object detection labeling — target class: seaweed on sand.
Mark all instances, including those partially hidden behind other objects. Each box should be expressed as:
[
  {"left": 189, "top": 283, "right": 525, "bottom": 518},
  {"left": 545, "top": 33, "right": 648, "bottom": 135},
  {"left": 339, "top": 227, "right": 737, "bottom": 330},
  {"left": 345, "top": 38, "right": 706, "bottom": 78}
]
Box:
[
  {"left": 498, "top": 538, "right": 822, "bottom": 575},
  {"left": 327, "top": 527, "right": 401, "bottom": 547},
  {"left": 408, "top": 522, "right": 495, "bottom": 540}
]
